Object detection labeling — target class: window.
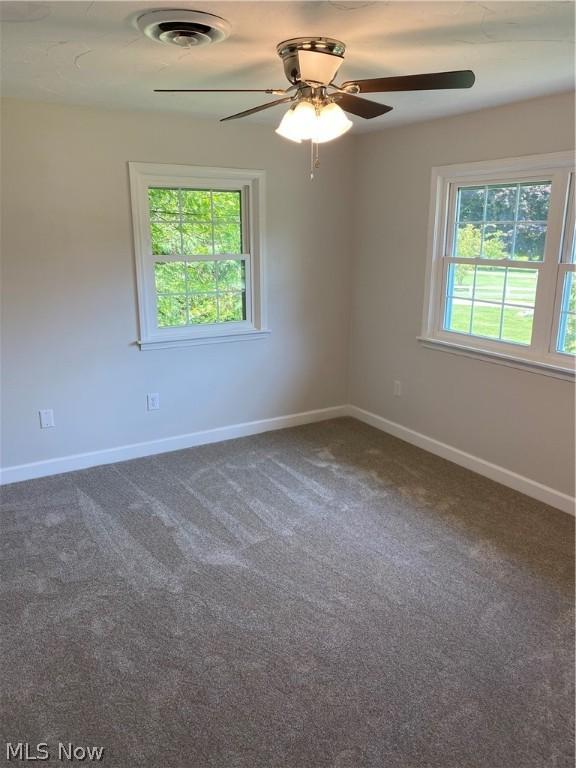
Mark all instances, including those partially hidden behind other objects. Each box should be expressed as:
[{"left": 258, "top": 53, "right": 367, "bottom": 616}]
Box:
[
  {"left": 129, "top": 163, "right": 267, "bottom": 349},
  {"left": 553, "top": 178, "right": 576, "bottom": 356},
  {"left": 421, "top": 152, "right": 575, "bottom": 377}
]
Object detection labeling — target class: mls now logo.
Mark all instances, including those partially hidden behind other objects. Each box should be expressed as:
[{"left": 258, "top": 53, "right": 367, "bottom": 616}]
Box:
[
  {"left": 6, "top": 743, "right": 105, "bottom": 761},
  {"left": 5, "top": 744, "right": 49, "bottom": 761},
  {"left": 57, "top": 743, "right": 104, "bottom": 761}
]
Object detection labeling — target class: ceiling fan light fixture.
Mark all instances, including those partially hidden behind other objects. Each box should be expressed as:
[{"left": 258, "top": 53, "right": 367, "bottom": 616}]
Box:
[
  {"left": 276, "top": 100, "right": 352, "bottom": 144},
  {"left": 277, "top": 100, "right": 318, "bottom": 142},
  {"left": 313, "top": 102, "right": 353, "bottom": 143},
  {"left": 275, "top": 107, "right": 302, "bottom": 143},
  {"left": 297, "top": 49, "right": 344, "bottom": 86}
]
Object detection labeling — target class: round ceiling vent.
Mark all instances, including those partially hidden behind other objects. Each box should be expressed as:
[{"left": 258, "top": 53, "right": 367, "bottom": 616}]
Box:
[{"left": 135, "top": 9, "right": 231, "bottom": 48}]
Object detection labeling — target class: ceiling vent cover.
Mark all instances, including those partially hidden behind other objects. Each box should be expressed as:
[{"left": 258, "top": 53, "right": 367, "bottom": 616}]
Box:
[{"left": 136, "top": 9, "right": 231, "bottom": 48}]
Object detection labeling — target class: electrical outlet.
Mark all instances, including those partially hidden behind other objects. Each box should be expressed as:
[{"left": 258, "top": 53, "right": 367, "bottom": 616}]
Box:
[
  {"left": 39, "top": 409, "right": 55, "bottom": 429},
  {"left": 147, "top": 393, "right": 160, "bottom": 411},
  {"left": 393, "top": 380, "right": 403, "bottom": 397}
]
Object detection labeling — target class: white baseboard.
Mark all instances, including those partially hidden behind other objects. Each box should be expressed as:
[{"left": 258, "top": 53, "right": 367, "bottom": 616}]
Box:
[
  {"left": 348, "top": 405, "right": 575, "bottom": 516},
  {"left": 2, "top": 403, "right": 574, "bottom": 516},
  {"left": 0, "top": 405, "right": 348, "bottom": 486}
]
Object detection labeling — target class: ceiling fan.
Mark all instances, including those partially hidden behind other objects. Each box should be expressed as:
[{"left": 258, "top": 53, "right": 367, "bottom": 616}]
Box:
[{"left": 156, "top": 36, "right": 475, "bottom": 144}]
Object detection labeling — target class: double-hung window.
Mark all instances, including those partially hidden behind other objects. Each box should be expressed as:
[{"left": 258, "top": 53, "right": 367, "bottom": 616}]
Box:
[
  {"left": 422, "top": 152, "right": 575, "bottom": 377},
  {"left": 129, "top": 163, "right": 267, "bottom": 349}
]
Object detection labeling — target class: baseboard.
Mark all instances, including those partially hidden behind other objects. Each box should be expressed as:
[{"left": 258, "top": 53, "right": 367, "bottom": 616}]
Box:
[
  {"left": 348, "top": 405, "right": 575, "bottom": 516},
  {"left": 0, "top": 405, "right": 348, "bottom": 486},
  {"left": 3, "top": 404, "right": 574, "bottom": 515}
]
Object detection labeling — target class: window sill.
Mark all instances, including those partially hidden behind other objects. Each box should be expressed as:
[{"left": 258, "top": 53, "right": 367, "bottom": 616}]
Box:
[
  {"left": 418, "top": 336, "right": 575, "bottom": 381},
  {"left": 138, "top": 328, "right": 270, "bottom": 350}
]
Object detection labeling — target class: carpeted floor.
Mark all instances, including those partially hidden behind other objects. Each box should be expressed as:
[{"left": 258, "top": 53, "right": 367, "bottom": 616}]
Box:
[{"left": 0, "top": 417, "right": 573, "bottom": 768}]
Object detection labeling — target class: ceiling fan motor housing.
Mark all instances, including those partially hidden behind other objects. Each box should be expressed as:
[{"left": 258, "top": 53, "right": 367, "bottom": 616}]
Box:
[
  {"left": 136, "top": 9, "right": 231, "bottom": 48},
  {"left": 277, "top": 37, "right": 346, "bottom": 85}
]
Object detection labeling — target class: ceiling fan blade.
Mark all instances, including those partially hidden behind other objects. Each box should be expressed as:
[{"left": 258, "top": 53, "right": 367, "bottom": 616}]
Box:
[
  {"left": 155, "top": 88, "right": 286, "bottom": 94},
  {"left": 341, "top": 70, "right": 476, "bottom": 94},
  {"left": 335, "top": 94, "right": 393, "bottom": 119},
  {"left": 220, "top": 97, "right": 293, "bottom": 122}
]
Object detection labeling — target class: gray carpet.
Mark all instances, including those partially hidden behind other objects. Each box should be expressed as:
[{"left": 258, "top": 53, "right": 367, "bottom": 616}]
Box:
[{"left": 0, "top": 418, "right": 573, "bottom": 768}]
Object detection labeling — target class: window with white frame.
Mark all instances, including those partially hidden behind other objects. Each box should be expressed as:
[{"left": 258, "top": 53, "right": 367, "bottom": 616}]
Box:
[
  {"left": 129, "top": 163, "right": 267, "bottom": 349},
  {"left": 422, "top": 152, "right": 575, "bottom": 376}
]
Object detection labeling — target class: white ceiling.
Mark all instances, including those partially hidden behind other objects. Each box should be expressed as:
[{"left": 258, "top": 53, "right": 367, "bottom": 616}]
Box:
[{"left": 1, "top": 1, "right": 574, "bottom": 130}]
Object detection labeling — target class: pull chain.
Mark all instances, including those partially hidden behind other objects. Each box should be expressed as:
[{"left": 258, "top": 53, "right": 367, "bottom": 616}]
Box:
[{"left": 310, "top": 141, "right": 320, "bottom": 180}]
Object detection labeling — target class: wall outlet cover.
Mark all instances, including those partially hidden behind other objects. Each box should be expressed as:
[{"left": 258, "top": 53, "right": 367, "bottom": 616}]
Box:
[
  {"left": 147, "top": 393, "right": 160, "bottom": 411},
  {"left": 39, "top": 409, "right": 55, "bottom": 428}
]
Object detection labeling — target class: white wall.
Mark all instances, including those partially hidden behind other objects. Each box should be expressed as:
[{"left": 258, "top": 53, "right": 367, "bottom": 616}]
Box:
[
  {"left": 349, "top": 92, "right": 575, "bottom": 497},
  {"left": 2, "top": 93, "right": 574, "bottom": 501},
  {"left": 0, "top": 99, "right": 353, "bottom": 469}
]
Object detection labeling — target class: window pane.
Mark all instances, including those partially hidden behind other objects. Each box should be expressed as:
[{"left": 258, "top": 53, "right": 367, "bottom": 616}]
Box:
[
  {"left": 501, "top": 307, "right": 534, "bottom": 345},
  {"left": 471, "top": 302, "right": 502, "bottom": 339},
  {"left": 151, "top": 222, "right": 180, "bottom": 255},
  {"left": 150, "top": 213, "right": 181, "bottom": 227},
  {"left": 454, "top": 181, "right": 551, "bottom": 263},
  {"left": 147, "top": 186, "right": 246, "bottom": 330},
  {"left": 154, "top": 262, "right": 186, "bottom": 294},
  {"left": 444, "top": 265, "right": 538, "bottom": 345},
  {"left": 148, "top": 188, "right": 179, "bottom": 215},
  {"left": 482, "top": 223, "right": 513, "bottom": 259},
  {"left": 189, "top": 294, "right": 218, "bottom": 324},
  {"left": 457, "top": 187, "right": 485, "bottom": 222},
  {"left": 157, "top": 295, "right": 187, "bottom": 327},
  {"left": 504, "top": 268, "right": 538, "bottom": 307},
  {"left": 474, "top": 266, "right": 505, "bottom": 302},
  {"left": 212, "top": 191, "right": 241, "bottom": 219},
  {"left": 217, "top": 260, "right": 245, "bottom": 290},
  {"left": 186, "top": 261, "right": 217, "bottom": 291},
  {"left": 455, "top": 224, "right": 481, "bottom": 258},
  {"left": 514, "top": 223, "right": 546, "bottom": 261},
  {"left": 218, "top": 292, "right": 245, "bottom": 322},
  {"left": 213, "top": 222, "right": 242, "bottom": 254},
  {"left": 569, "top": 230, "right": 576, "bottom": 264},
  {"left": 445, "top": 298, "right": 472, "bottom": 333},
  {"left": 182, "top": 223, "right": 212, "bottom": 256},
  {"left": 557, "top": 272, "right": 576, "bottom": 355},
  {"left": 517, "top": 182, "right": 551, "bottom": 221},
  {"left": 447, "top": 263, "right": 474, "bottom": 298},
  {"left": 180, "top": 189, "right": 211, "bottom": 219},
  {"left": 560, "top": 315, "right": 576, "bottom": 354},
  {"left": 486, "top": 185, "right": 516, "bottom": 222},
  {"left": 567, "top": 271, "right": 576, "bottom": 312}
]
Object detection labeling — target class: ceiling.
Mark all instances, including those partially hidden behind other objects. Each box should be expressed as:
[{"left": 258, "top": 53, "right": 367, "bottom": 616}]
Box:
[{"left": 0, "top": 1, "right": 574, "bottom": 131}]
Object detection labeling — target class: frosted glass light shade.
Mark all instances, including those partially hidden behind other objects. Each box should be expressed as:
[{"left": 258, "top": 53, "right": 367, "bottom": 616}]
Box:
[
  {"left": 275, "top": 100, "right": 353, "bottom": 144},
  {"left": 290, "top": 101, "right": 318, "bottom": 140},
  {"left": 276, "top": 101, "right": 317, "bottom": 142},
  {"left": 275, "top": 108, "right": 302, "bottom": 143},
  {"left": 298, "top": 49, "right": 343, "bottom": 86},
  {"left": 313, "top": 102, "right": 353, "bottom": 143}
]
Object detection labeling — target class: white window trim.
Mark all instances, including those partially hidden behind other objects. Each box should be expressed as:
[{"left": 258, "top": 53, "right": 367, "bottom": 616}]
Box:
[
  {"left": 420, "top": 151, "right": 575, "bottom": 381},
  {"left": 129, "top": 162, "right": 269, "bottom": 350}
]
